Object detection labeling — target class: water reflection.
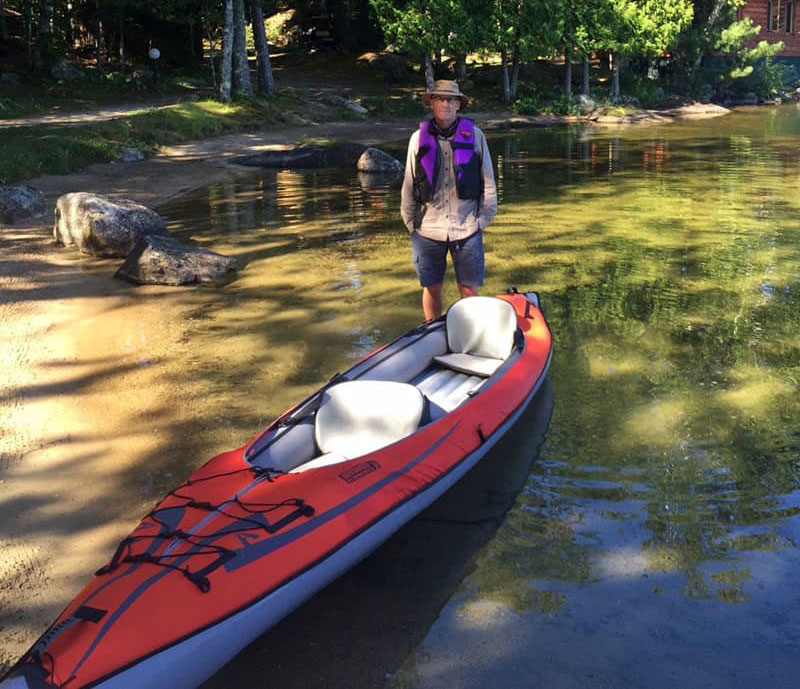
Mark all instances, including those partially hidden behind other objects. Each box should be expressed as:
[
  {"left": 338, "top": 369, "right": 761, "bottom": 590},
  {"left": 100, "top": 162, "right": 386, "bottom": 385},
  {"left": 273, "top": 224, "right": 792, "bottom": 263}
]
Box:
[{"left": 158, "top": 105, "right": 800, "bottom": 687}]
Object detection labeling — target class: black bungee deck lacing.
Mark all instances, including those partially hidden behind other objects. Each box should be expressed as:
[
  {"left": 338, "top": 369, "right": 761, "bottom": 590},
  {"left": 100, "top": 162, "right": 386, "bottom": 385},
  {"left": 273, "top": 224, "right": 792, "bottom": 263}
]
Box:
[{"left": 95, "top": 465, "right": 315, "bottom": 593}]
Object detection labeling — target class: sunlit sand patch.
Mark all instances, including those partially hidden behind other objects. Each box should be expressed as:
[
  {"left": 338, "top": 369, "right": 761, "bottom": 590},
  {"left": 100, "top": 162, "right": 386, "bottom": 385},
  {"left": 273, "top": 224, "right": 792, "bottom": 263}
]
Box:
[
  {"left": 455, "top": 598, "right": 514, "bottom": 630},
  {"left": 717, "top": 372, "right": 795, "bottom": 419},
  {"left": 622, "top": 397, "right": 686, "bottom": 448},
  {"left": 595, "top": 547, "right": 651, "bottom": 577}
]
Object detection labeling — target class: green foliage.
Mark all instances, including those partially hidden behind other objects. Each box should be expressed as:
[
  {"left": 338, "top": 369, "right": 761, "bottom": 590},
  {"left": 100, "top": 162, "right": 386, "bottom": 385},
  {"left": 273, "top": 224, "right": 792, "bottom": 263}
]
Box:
[
  {"left": 511, "top": 85, "right": 582, "bottom": 116},
  {"left": 737, "top": 55, "right": 798, "bottom": 97},
  {"left": 360, "top": 93, "right": 426, "bottom": 117}
]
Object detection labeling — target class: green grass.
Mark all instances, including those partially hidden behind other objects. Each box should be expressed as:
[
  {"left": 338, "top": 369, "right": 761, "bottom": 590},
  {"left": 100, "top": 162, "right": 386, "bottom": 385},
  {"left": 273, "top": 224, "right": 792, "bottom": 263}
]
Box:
[{"left": 0, "top": 94, "right": 302, "bottom": 183}]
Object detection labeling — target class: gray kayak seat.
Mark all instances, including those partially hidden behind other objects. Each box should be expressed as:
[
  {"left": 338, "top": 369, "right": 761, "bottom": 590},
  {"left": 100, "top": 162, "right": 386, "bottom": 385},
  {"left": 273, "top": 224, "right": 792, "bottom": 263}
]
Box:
[
  {"left": 290, "top": 380, "right": 425, "bottom": 473},
  {"left": 433, "top": 296, "right": 518, "bottom": 377}
]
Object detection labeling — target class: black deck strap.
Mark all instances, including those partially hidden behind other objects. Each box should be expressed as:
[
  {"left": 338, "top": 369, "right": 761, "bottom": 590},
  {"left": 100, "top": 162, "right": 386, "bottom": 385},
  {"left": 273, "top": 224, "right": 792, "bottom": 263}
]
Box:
[
  {"left": 233, "top": 497, "right": 315, "bottom": 533},
  {"left": 73, "top": 606, "right": 107, "bottom": 624},
  {"left": 524, "top": 298, "right": 533, "bottom": 319},
  {"left": 251, "top": 465, "right": 285, "bottom": 482},
  {"left": 477, "top": 425, "right": 487, "bottom": 443},
  {"left": 28, "top": 606, "right": 106, "bottom": 662},
  {"left": 95, "top": 536, "right": 133, "bottom": 575}
]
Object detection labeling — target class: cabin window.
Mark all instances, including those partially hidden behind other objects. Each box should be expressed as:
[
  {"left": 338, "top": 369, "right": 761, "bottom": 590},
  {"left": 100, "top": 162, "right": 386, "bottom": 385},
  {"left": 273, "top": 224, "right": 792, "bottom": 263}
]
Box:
[{"left": 768, "top": 1, "right": 794, "bottom": 33}]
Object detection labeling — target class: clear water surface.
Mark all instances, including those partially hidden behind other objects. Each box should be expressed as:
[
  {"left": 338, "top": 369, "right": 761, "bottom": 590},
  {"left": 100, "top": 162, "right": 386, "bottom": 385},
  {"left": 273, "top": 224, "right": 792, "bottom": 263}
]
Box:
[{"left": 158, "top": 104, "right": 800, "bottom": 688}]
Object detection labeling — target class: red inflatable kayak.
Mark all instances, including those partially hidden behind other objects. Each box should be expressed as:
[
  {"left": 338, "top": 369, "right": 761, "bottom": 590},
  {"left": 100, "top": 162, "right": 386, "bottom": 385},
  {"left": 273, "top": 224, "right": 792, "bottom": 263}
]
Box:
[{"left": 1, "top": 292, "right": 552, "bottom": 689}]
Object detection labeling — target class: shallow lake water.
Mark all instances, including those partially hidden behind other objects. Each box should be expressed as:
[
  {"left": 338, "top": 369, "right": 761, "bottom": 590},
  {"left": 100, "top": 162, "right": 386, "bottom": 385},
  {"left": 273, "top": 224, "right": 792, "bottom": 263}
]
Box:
[{"left": 157, "top": 104, "right": 800, "bottom": 687}]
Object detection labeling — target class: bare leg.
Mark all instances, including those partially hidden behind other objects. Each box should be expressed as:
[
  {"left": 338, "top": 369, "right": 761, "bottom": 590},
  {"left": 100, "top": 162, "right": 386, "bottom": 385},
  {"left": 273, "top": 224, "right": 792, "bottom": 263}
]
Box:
[
  {"left": 422, "top": 283, "right": 443, "bottom": 321},
  {"left": 458, "top": 283, "right": 479, "bottom": 299}
]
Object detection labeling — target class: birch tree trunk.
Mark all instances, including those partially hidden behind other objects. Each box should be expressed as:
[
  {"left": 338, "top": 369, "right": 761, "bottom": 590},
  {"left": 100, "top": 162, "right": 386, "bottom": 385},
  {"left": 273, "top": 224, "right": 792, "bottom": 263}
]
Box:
[
  {"left": 611, "top": 52, "right": 620, "bottom": 99},
  {"left": 249, "top": 0, "right": 274, "bottom": 94},
  {"left": 510, "top": 42, "right": 520, "bottom": 101},
  {"left": 582, "top": 54, "right": 590, "bottom": 96},
  {"left": 423, "top": 54, "right": 435, "bottom": 90},
  {"left": 232, "top": 0, "right": 252, "bottom": 95},
  {"left": 564, "top": 44, "right": 572, "bottom": 95},
  {"left": 118, "top": 14, "right": 125, "bottom": 72},
  {"left": 500, "top": 49, "right": 511, "bottom": 104},
  {"left": 95, "top": 0, "right": 103, "bottom": 69},
  {"left": 693, "top": 0, "right": 728, "bottom": 71},
  {"left": 219, "top": 0, "right": 234, "bottom": 102}
]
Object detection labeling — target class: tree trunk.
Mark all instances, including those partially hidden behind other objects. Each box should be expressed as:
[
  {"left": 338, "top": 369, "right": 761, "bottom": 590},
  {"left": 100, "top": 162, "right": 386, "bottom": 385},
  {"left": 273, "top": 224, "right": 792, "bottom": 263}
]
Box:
[
  {"left": 510, "top": 43, "right": 520, "bottom": 101},
  {"left": 219, "top": 0, "right": 234, "bottom": 102},
  {"left": 563, "top": 44, "right": 572, "bottom": 95},
  {"left": 249, "top": 0, "right": 274, "bottom": 94},
  {"left": 232, "top": 0, "right": 252, "bottom": 95},
  {"left": 24, "top": 0, "right": 33, "bottom": 69},
  {"left": 693, "top": 0, "right": 728, "bottom": 71},
  {"left": 326, "top": 0, "right": 356, "bottom": 53},
  {"left": 582, "top": 54, "right": 590, "bottom": 96},
  {"left": 611, "top": 52, "right": 620, "bottom": 99},
  {"left": 118, "top": 14, "right": 124, "bottom": 73},
  {"left": 455, "top": 53, "right": 466, "bottom": 81},
  {"left": 33, "top": 0, "right": 52, "bottom": 68},
  {"left": 423, "top": 54, "right": 434, "bottom": 90},
  {"left": 0, "top": 0, "right": 7, "bottom": 41},
  {"left": 500, "top": 49, "right": 511, "bottom": 104}
]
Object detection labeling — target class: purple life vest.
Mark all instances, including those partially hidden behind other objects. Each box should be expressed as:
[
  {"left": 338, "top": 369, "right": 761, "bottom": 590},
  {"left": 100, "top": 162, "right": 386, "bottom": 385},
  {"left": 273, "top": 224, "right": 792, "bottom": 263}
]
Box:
[{"left": 413, "top": 117, "right": 482, "bottom": 203}]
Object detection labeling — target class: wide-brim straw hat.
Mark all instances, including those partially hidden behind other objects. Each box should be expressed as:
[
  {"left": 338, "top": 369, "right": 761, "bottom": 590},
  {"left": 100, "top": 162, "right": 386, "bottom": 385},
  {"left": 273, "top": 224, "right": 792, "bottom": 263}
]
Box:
[{"left": 422, "top": 80, "right": 469, "bottom": 108}]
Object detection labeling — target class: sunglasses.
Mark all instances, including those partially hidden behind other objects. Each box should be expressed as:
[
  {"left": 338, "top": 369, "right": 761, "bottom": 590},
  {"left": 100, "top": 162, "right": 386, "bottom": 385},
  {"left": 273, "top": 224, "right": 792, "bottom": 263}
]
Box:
[{"left": 431, "top": 95, "right": 460, "bottom": 103}]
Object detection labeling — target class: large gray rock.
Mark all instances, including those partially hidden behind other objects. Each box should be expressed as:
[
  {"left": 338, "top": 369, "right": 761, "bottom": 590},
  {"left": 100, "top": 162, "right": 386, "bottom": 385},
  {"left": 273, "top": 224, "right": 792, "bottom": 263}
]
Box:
[
  {"left": 50, "top": 57, "right": 84, "bottom": 81},
  {"left": 356, "top": 147, "right": 403, "bottom": 175},
  {"left": 0, "top": 186, "right": 46, "bottom": 224},
  {"left": 54, "top": 192, "right": 169, "bottom": 257},
  {"left": 115, "top": 234, "right": 240, "bottom": 286}
]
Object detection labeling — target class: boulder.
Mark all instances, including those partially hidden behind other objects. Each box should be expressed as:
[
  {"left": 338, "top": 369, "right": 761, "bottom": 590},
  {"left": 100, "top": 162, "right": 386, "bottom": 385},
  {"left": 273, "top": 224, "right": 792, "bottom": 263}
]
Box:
[
  {"left": 325, "top": 95, "right": 369, "bottom": 117},
  {"left": 54, "top": 192, "right": 169, "bottom": 257},
  {"left": 115, "top": 234, "right": 240, "bottom": 286},
  {"left": 0, "top": 186, "right": 46, "bottom": 224},
  {"left": 575, "top": 94, "right": 596, "bottom": 112},
  {"left": 50, "top": 57, "right": 84, "bottom": 81},
  {"left": 356, "top": 147, "right": 403, "bottom": 175},
  {"left": 120, "top": 146, "right": 145, "bottom": 162}
]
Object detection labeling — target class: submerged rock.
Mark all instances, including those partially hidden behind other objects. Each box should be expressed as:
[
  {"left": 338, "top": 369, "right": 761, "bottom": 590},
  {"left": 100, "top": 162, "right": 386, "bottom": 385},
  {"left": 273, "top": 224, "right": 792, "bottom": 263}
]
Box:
[
  {"left": 236, "top": 142, "right": 367, "bottom": 169},
  {"left": 356, "top": 147, "right": 403, "bottom": 175},
  {"left": 0, "top": 185, "right": 46, "bottom": 224},
  {"left": 54, "top": 192, "right": 169, "bottom": 257},
  {"left": 115, "top": 234, "right": 240, "bottom": 286}
]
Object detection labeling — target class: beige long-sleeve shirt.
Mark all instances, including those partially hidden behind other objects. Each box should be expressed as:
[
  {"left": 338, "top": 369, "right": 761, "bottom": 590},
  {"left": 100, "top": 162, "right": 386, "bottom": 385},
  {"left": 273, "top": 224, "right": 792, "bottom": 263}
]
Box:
[{"left": 400, "top": 121, "right": 497, "bottom": 241}]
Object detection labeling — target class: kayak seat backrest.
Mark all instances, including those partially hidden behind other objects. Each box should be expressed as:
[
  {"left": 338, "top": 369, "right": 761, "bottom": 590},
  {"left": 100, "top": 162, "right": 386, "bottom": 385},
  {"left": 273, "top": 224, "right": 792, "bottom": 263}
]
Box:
[
  {"left": 433, "top": 296, "right": 518, "bottom": 378},
  {"left": 290, "top": 380, "right": 424, "bottom": 473}
]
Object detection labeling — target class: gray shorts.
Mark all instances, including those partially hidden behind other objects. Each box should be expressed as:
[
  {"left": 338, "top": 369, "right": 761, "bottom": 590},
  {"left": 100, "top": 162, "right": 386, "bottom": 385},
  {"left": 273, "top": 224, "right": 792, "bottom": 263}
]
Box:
[{"left": 411, "top": 230, "right": 484, "bottom": 288}]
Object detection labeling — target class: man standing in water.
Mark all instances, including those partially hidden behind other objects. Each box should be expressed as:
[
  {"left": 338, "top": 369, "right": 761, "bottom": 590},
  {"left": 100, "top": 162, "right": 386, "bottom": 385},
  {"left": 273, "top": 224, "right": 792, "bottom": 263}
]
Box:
[{"left": 401, "top": 80, "right": 497, "bottom": 320}]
